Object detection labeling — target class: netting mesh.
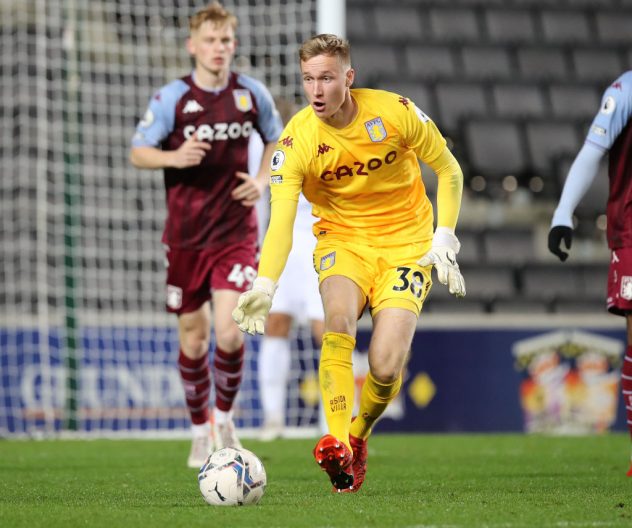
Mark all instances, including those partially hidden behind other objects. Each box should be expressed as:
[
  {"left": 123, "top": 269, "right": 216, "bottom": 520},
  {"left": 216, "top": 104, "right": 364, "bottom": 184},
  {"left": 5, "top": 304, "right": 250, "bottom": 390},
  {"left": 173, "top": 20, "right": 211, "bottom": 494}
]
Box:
[{"left": 0, "top": 0, "right": 317, "bottom": 436}]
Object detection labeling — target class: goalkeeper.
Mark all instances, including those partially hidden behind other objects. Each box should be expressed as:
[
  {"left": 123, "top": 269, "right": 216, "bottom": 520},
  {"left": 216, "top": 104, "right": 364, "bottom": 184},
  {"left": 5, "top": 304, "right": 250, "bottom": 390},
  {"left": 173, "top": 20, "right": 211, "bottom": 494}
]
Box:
[{"left": 233, "top": 34, "right": 465, "bottom": 493}]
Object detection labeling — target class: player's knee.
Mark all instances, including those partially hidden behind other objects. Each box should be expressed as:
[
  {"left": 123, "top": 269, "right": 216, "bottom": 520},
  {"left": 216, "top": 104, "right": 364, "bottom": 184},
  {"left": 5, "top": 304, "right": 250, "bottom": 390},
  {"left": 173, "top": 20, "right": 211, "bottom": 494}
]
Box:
[
  {"left": 325, "top": 313, "right": 356, "bottom": 336},
  {"left": 215, "top": 327, "right": 244, "bottom": 353},
  {"left": 369, "top": 366, "right": 400, "bottom": 384},
  {"left": 180, "top": 333, "right": 210, "bottom": 359}
]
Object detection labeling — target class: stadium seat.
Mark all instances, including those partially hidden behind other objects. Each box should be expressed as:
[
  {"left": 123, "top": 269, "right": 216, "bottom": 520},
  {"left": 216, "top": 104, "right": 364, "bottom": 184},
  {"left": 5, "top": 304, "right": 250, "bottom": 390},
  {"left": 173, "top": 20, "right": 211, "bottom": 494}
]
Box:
[
  {"left": 374, "top": 6, "right": 423, "bottom": 40},
  {"left": 552, "top": 297, "right": 606, "bottom": 314},
  {"left": 492, "top": 84, "right": 547, "bottom": 118},
  {"left": 435, "top": 82, "right": 488, "bottom": 131},
  {"left": 405, "top": 45, "right": 457, "bottom": 80},
  {"left": 351, "top": 45, "right": 400, "bottom": 86},
  {"left": 482, "top": 229, "right": 535, "bottom": 264},
  {"left": 461, "top": 46, "right": 514, "bottom": 80},
  {"left": 346, "top": 7, "right": 374, "bottom": 40},
  {"left": 548, "top": 84, "right": 600, "bottom": 120},
  {"left": 517, "top": 47, "right": 570, "bottom": 81},
  {"left": 458, "top": 264, "right": 517, "bottom": 300},
  {"left": 455, "top": 229, "right": 483, "bottom": 265},
  {"left": 484, "top": 9, "right": 536, "bottom": 43},
  {"left": 540, "top": 10, "right": 591, "bottom": 44},
  {"left": 429, "top": 8, "right": 480, "bottom": 42},
  {"left": 580, "top": 264, "right": 609, "bottom": 299},
  {"left": 464, "top": 119, "right": 528, "bottom": 177},
  {"left": 595, "top": 12, "right": 632, "bottom": 44},
  {"left": 520, "top": 264, "right": 584, "bottom": 301},
  {"left": 425, "top": 298, "right": 489, "bottom": 314},
  {"left": 525, "top": 121, "right": 581, "bottom": 173},
  {"left": 572, "top": 50, "right": 623, "bottom": 83},
  {"left": 491, "top": 298, "right": 551, "bottom": 314}
]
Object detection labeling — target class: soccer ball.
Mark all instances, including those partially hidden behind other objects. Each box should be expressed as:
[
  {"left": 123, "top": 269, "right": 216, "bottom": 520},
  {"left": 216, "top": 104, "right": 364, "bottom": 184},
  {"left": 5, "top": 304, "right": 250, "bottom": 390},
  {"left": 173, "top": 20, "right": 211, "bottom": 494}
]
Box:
[{"left": 198, "top": 447, "right": 267, "bottom": 506}]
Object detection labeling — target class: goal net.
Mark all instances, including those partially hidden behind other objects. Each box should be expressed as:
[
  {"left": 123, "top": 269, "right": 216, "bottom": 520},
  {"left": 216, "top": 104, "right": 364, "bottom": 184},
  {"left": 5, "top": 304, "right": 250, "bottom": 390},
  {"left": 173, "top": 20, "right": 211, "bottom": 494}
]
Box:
[{"left": 0, "top": 0, "right": 318, "bottom": 437}]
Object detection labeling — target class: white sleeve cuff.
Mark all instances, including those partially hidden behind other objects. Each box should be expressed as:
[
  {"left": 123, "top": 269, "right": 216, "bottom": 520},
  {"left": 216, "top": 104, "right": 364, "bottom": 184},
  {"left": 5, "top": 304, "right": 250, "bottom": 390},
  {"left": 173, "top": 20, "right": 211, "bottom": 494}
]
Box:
[{"left": 433, "top": 227, "right": 461, "bottom": 254}]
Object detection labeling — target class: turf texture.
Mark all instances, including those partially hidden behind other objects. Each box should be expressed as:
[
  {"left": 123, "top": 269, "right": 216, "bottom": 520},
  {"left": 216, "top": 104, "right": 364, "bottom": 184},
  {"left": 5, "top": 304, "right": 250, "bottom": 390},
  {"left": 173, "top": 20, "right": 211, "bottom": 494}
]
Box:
[{"left": 1, "top": 433, "right": 631, "bottom": 527}]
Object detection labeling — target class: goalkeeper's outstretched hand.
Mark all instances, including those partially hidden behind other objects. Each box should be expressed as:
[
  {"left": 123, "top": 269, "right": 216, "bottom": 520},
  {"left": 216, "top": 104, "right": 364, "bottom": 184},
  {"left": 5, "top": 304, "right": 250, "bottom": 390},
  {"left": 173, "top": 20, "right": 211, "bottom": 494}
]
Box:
[
  {"left": 548, "top": 225, "right": 573, "bottom": 262},
  {"left": 418, "top": 228, "right": 466, "bottom": 298},
  {"left": 232, "top": 277, "right": 276, "bottom": 335}
]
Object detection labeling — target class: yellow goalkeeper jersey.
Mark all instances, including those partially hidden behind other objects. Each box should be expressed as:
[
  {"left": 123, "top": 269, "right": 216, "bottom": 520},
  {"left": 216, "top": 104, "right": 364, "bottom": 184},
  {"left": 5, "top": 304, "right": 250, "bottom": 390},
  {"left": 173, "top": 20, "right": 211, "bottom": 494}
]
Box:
[{"left": 268, "top": 88, "right": 448, "bottom": 246}]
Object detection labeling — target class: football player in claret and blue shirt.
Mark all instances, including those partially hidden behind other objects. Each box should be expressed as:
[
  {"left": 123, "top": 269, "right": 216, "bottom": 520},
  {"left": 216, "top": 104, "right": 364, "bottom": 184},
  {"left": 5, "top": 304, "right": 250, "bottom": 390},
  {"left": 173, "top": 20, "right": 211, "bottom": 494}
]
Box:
[
  {"left": 549, "top": 71, "right": 632, "bottom": 475},
  {"left": 130, "top": 1, "right": 282, "bottom": 468}
]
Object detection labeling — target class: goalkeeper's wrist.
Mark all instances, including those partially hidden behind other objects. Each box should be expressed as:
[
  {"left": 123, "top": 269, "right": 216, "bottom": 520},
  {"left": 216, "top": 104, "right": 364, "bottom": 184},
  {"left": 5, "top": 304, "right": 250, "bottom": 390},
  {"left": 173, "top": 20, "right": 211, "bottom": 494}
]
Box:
[
  {"left": 252, "top": 276, "right": 277, "bottom": 297},
  {"left": 433, "top": 226, "right": 461, "bottom": 254}
]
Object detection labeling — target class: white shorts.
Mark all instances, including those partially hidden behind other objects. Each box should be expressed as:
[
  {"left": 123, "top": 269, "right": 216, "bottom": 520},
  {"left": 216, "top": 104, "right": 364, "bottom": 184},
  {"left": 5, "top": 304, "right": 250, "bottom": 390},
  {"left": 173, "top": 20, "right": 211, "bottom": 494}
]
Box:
[{"left": 270, "top": 231, "right": 323, "bottom": 322}]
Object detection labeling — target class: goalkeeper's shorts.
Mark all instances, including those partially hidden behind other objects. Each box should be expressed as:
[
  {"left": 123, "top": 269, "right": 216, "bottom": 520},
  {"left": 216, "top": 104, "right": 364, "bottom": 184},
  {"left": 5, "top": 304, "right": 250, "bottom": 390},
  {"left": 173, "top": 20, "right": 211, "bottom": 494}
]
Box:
[{"left": 313, "top": 237, "right": 432, "bottom": 317}]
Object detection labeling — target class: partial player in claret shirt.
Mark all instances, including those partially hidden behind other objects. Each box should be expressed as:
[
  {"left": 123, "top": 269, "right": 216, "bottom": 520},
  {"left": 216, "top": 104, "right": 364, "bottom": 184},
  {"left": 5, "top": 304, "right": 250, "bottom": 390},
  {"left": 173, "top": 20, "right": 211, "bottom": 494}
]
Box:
[
  {"left": 129, "top": 1, "right": 283, "bottom": 469},
  {"left": 548, "top": 70, "right": 632, "bottom": 475},
  {"left": 233, "top": 34, "right": 466, "bottom": 493}
]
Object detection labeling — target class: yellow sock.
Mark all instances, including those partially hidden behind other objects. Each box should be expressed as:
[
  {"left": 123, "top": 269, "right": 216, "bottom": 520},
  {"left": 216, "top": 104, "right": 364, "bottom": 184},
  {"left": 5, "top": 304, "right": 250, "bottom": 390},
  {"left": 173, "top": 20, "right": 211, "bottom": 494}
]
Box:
[
  {"left": 319, "top": 331, "right": 355, "bottom": 451},
  {"left": 349, "top": 371, "right": 402, "bottom": 440}
]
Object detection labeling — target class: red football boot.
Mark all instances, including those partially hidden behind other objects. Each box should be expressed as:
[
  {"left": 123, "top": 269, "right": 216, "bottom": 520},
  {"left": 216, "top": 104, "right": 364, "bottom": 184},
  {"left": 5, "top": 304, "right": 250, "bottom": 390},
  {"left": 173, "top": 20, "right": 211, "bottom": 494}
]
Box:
[
  {"left": 346, "top": 433, "right": 368, "bottom": 492},
  {"left": 313, "top": 434, "right": 354, "bottom": 492},
  {"left": 626, "top": 463, "right": 632, "bottom": 477}
]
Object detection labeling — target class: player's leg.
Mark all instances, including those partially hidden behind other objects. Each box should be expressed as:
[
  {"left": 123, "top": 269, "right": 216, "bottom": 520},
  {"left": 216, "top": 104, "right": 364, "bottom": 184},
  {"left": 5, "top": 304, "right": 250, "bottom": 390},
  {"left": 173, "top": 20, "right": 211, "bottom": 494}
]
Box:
[
  {"left": 310, "top": 319, "right": 325, "bottom": 347},
  {"left": 210, "top": 288, "right": 246, "bottom": 449},
  {"left": 258, "top": 312, "right": 293, "bottom": 440},
  {"left": 314, "top": 274, "right": 365, "bottom": 491},
  {"left": 605, "top": 248, "right": 632, "bottom": 475},
  {"left": 624, "top": 313, "right": 632, "bottom": 476},
  {"left": 166, "top": 246, "right": 215, "bottom": 468},
  {"left": 177, "top": 304, "right": 214, "bottom": 468},
  {"left": 348, "top": 308, "right": 416, "bottom": 492},
  {"left": 346, "top": 242, "right": 431, "bottom": 491},
  {"left": 208, "top": 242, "right": 258, "bottom": 449}
]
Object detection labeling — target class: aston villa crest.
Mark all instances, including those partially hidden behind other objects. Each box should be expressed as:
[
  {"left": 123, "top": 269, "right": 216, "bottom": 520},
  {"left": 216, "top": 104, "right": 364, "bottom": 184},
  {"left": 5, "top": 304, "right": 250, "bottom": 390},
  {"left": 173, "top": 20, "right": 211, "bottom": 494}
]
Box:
[
  {"left": 364, "top": 117, "right": 387, "bottom": 142},
  {"left": 621, "top": 276, "right": 632, "bottom": 300},
  {"left": 233, "top": 89, "right": 253, "bottom": 112}
]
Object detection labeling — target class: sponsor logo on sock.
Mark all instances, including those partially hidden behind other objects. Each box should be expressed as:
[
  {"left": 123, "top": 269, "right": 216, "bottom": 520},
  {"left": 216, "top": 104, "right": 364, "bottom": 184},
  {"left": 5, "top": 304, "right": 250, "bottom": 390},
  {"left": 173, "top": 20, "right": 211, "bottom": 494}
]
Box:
[{"left": 329, "top": 395, "right": 347, "bottom": 412}]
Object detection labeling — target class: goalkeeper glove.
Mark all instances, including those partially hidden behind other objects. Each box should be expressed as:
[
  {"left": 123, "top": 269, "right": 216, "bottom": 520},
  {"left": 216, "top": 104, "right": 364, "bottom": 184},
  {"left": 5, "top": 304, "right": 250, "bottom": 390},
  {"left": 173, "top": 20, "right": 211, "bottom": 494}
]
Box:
[
  {"left": 418, "top": 227, "right": 466, "bottom": 298},
  {"left": 548, "top": 225, "right": 573, "bottom": 262},
  {"left": 231, "top": 277, "right": 277, "bottom": 335}
]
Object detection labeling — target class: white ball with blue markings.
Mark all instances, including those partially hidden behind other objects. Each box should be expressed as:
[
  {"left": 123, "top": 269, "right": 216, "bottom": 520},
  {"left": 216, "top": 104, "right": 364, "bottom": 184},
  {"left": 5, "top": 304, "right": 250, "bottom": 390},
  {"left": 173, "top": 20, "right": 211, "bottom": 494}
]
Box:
[{"left": 198, "top": 447, "right": 266, "bottom": 506}]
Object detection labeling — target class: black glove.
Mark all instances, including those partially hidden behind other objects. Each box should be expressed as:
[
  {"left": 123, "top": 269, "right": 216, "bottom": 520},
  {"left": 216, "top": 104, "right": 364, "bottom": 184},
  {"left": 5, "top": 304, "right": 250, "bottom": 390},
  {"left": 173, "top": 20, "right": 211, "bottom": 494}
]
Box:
[{"left": 548, "top": 225, "right": 573, "bottom": 262}]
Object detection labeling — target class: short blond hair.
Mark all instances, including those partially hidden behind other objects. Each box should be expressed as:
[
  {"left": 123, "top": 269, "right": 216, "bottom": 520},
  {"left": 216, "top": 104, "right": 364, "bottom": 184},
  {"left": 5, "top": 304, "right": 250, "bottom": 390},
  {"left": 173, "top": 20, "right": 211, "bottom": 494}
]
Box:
[
  {"left": 299, "top": 34, "right": 351, "bottom": 68},
  {"left": 189, "top": 1, "right": 237, "bottom": 32}
]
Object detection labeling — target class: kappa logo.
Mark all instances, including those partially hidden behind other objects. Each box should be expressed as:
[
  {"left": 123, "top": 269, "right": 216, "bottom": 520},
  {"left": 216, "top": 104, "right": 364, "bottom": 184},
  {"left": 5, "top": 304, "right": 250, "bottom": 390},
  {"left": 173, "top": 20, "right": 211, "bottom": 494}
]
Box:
[
  {"left": 280, "top": 136, "right": 294, "bottom": 148},
  {"left": 398, "top": 96, "right": 410, "bottom": 109},
  {"left": 317, "top": 143, "right": 334, "bottom": 156},
  {"left": 183, "top": 99, "right": 204, "bottom": 114},
  {"left": 612, "top": 82, "right": 623, "bottom": 91}
]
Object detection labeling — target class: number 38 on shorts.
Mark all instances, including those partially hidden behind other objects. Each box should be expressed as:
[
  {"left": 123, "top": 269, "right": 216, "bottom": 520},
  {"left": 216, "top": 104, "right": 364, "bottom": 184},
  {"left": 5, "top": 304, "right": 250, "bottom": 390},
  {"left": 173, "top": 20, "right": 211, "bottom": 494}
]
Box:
[{"left": 313, "top": 240, "right": 433, "bottom": 316}]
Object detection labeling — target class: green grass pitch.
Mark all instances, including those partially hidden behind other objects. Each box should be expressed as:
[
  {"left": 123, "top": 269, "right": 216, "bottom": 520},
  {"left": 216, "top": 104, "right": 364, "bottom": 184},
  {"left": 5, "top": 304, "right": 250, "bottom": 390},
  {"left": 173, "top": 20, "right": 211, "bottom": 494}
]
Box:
[{"left": 1, "top": 434, "right": 631, "bottom": 527}]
